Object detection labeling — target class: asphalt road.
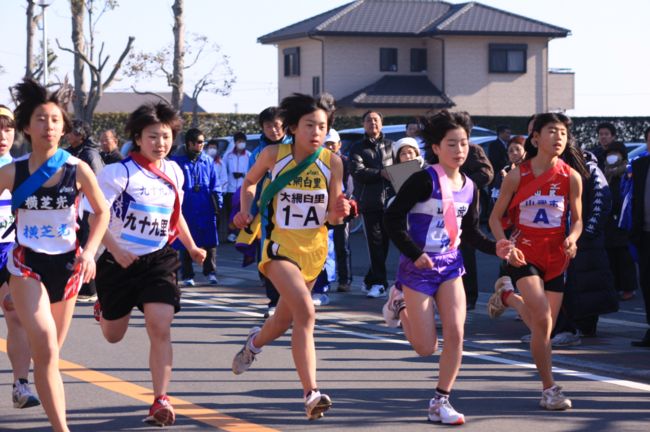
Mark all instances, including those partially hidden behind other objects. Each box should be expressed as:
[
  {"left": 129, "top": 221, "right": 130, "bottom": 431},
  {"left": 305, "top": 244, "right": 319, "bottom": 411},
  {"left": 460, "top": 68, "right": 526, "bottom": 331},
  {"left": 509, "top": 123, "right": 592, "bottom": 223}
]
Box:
[{"left": 1, "top": 232, "right": 649, "bottom": 431}]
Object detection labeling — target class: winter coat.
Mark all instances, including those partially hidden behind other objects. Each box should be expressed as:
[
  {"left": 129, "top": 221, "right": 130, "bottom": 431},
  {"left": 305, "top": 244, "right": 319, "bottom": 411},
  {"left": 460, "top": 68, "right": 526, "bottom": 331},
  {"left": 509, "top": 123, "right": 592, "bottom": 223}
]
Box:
[{"left": 348, "top": 133, "right": 394, "bottom": 212}]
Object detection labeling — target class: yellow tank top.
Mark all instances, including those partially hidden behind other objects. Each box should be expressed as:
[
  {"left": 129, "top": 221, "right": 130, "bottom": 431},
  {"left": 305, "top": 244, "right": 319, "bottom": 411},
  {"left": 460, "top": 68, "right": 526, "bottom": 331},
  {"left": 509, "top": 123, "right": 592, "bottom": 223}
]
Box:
[{"left": 262, "top": 143, "right": 332, "bottom": 253}]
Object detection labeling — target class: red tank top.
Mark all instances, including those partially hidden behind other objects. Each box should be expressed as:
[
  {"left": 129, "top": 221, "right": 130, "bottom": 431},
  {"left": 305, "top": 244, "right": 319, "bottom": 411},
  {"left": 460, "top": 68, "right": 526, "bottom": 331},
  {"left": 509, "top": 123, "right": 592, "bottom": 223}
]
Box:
[{"left": 513, "top": 159, "right": 571, "bottom": 237}]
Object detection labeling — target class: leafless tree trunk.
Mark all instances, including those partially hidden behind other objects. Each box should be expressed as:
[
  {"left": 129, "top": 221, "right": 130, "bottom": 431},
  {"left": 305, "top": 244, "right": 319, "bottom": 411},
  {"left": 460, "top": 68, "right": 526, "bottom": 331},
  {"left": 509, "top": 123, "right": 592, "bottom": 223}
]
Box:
[
  {"left": 171, "top": 0, "right": 184, "bottom": 112},
  {"left": 25, "top": 0, "right": 36, "bottom": 79},
  {"left": 70, "top": 0, "right": 87, "bottom": 119}
]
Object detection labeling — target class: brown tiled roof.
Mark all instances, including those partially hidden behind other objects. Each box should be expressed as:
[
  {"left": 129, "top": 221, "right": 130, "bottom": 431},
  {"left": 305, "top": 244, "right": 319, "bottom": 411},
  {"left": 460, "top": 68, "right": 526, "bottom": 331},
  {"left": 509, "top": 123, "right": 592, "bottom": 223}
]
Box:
[
  {"left": 337, "top": 75, "right": 455, "bottom": 108},
  {"left": 258, "top": 0, "right": 569, "bottom": 43}
]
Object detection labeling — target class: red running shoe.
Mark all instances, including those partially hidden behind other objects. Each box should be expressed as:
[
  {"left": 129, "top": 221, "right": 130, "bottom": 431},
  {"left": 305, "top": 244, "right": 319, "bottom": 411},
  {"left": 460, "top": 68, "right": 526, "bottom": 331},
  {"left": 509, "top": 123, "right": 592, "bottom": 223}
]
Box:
[
  {"left": 143, "top": 395, "right": 175, "bottom": 427},
  {"left": 93, "top": 300, "right": 101, "bottom": 322}
]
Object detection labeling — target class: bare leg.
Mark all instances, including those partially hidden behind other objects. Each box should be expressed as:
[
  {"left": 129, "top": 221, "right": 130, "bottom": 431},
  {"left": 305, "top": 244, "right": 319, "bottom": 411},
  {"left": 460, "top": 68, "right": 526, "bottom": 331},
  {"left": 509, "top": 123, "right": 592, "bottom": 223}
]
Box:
[
  {"left": 263, "top": 261, "right": 317, "bottom": 395},
  {"left": 1, "top": 283, "right": 32, "bottom": 381},
  {"left": 143, "top": 303, "right": 175, "bottom": 397},
  {"left": 399, "top": 286, "right": 438, "bottom": 357},
  {"left": 10, "top": 277, "right": 69, "bottom": 432},
  {"left": 435, "top": 278, "right": 466, "bottom": 392}
]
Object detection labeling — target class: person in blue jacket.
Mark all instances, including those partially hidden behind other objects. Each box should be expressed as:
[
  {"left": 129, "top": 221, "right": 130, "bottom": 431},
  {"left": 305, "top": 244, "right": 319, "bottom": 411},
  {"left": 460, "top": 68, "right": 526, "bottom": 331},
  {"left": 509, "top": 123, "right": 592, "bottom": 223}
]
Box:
[{"left": 172, "top": 128, "right": 222, "bottom": 286}]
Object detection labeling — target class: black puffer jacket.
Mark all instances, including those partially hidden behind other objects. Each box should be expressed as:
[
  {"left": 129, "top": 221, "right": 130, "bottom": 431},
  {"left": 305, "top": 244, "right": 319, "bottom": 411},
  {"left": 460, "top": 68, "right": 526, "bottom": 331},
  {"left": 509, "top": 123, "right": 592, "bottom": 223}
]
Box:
[
  {"left": 67, "top": 138, "right": 104, "bottom": 174},
  {"left": 348, "top": 133, "right": 394, "bottom": 212}
]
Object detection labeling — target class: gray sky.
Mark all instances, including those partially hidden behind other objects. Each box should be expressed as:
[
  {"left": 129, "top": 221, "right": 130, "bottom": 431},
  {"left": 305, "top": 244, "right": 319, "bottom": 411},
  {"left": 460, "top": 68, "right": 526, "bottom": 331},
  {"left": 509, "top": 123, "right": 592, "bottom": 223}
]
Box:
[{"left": 1, "top": 0, "right": 648, "bottom": 116}]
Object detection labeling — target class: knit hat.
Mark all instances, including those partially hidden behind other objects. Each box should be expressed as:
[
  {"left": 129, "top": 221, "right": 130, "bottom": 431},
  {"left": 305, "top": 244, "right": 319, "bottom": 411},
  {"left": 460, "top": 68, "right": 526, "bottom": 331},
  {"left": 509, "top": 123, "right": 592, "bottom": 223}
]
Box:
[
  {"left": 393, "top": 137, "right": 421, "bottom": 158},
  {"left": 325, "top": 129, "right": 340, "bottom": 143}
]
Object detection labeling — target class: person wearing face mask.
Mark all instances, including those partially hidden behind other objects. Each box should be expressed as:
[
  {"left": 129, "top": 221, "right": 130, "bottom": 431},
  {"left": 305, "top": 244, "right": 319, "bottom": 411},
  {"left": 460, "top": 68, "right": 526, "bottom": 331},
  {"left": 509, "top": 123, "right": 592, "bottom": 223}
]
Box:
[
  {"left": 225, "top": 132, "right": 251, "bottom": 242},
  {"left": 603, "top": 141, "right": 638, "bottom": 303},
  {"left": 171, "top": 128, "right": 222, "bottom": 286}
]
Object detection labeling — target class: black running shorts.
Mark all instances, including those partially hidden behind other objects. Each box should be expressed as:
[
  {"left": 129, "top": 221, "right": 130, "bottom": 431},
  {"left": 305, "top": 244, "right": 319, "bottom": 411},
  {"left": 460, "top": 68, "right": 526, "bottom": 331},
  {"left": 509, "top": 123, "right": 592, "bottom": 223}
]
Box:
[{"left": 96, "top": 245, "right": 181, "bottom": 320}]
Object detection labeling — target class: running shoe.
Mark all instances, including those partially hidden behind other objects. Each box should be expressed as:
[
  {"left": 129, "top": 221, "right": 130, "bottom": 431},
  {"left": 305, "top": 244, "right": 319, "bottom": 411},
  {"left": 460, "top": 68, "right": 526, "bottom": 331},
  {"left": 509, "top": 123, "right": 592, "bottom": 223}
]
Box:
[
  {"left": 487, "top": 276, "right": 514, "bottom": 319},
  {"left": 143, "top": 394, "right": 176, "bottom": 426},
  {"left": 312, "top": 293, "right": 330, "bottom": 307},
  {"left": 551, "top": 331, "right": 581, "bottom": 347},
  {"left": 366, "top": 284, "right": 386, "bottom": 298},
  {"left": 181, "top": 278, "right": 195, "bottom": 287},
  {"left": 232, "top": 327, "right": 261, "bottom": 375},
  {"left": 77, "top": 293, "right": 98, "bottom": 303},
  {"left": 382, "top": 285, "right": 404, "bottom": 328},
  {"left": 93, "top": 300, "right": 102, "bottom": 322},
  {"left": 428, "top": 396, "right": 465, "bottom": 425},
  {"left": 12, "top": 379, "right": 40, "bottom": 409},
  {"left": 208, "top": 273, "right": 219, "bottom": 285},
  {"left": 336, "top": 282, "right": 351, "bottom": 292},
  {"left": 304, "top": 390, "right": 332, "bottom": 420},
  {"left": 539, "top": 385, "right": 572, "bottom": 410},
  {"left": 227, "top": 233, "right": 237, "bottom": 243}
]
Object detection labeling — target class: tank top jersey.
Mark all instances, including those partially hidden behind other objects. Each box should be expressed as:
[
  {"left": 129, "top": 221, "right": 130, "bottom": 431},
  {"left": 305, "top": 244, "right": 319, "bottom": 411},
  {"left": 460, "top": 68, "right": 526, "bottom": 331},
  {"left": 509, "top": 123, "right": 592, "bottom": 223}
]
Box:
[
  {"left": 408, "top": 166, "right": 475, "bottom": 255},
  {"left": 0, "top": 154, "right": 15, "bottom": 244},
  {"left": 513, "top": 159, "right": 571, "bottom": 237},
  {"left": 97, "top": 157, "right": 184, "bottom": 256},
  {"left": 262, "top": 144, "right": 332, "bottom": 253},
  {"left": 12, "top": 154, "right": 80, "bottom": 254}
]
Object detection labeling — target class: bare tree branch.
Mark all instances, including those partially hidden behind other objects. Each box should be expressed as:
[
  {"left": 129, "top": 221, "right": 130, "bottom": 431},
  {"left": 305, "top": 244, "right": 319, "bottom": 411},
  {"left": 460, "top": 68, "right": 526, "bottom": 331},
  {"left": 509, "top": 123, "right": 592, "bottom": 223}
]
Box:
[{"left": 102, "top": 36, "right": 134, "bottom": 90}]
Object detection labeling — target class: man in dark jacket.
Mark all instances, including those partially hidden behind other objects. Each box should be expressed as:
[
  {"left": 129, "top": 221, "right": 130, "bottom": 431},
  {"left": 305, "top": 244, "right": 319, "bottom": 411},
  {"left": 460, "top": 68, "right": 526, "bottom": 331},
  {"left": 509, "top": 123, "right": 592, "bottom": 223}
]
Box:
[
  {"left": 65, "top": 120, "right": 104, "bottom": 301},
  {"left": 99, "top": 129, "right": 124, "bottom": 165},
  {"left": 630, "top": 126, "right": 650, "bottom": 347},
  {"left": 460, "top": 144, "right": 494, "bottom": 309},
  {"left": 349, "top": 110, "right": 394, "bottom": 298}
]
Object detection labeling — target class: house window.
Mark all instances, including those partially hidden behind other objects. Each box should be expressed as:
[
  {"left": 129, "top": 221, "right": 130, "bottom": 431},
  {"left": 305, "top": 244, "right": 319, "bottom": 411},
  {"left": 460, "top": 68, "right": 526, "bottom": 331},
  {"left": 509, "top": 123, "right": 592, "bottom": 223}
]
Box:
[
  {"left": 489, "top": 44, "right": 526, "bottom": 73},
  {"left": 410, "top": 48, "right": 427, "bottom": 72},
  {"left": 380, "top": 48, "right": 398, "bottom": 72},
  {"left": 284, "top": 47, "right": 300, "bottom": 77},
  {"left": 312, "top": 76, "right": 320, "bottom": 96}
]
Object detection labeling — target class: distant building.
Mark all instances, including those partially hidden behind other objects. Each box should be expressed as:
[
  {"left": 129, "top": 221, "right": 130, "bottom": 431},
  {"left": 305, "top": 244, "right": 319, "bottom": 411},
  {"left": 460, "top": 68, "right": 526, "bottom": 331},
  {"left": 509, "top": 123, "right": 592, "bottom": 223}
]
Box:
[
  {"left": 258, "top": 0, "right": 574, "bottom": 116},
  {"left": 94, "top": 92, "right": 206, "bottom": 113}
]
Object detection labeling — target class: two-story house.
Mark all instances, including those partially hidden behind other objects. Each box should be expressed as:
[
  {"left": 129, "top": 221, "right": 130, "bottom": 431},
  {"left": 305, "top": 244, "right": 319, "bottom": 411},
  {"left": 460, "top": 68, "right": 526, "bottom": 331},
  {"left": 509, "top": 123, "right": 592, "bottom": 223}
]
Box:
[{"left": 258, "top": 0, "right": 574, "bottom": 116}]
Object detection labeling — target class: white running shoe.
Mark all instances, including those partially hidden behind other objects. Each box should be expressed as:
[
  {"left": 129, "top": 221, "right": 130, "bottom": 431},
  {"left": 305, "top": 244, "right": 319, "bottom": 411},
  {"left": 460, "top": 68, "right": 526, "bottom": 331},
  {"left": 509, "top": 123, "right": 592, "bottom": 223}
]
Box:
[
  {"left": 428, "top": 396, "right": 465, "bottom": 425},
  {"left": 232, "top": 327, "right": 261, "bottom": 375},
  {"left": 312, "top": 293, "right": 330, "bottom": 307},
  {"left": 181, "top": 278, "right": 195, "bottom": 287},
  {"left": 551, "top": 331, "right": 581, "bottom": 347},
  {"left": 366, "top": 284, "right": 387, "bottom": 298},
  {"left": 540, "top": 385, "right": 572, "bottom": 410},
  {"left": 382, "top": 285, "right": 404, "bottom": 328},
  {"left": 12, "top": 379, "right": 41, "bottom": 409},
  {"left": 304, "top": 390, "right": 332, "bottom": 420},
  {"left": 208, "top": 273, "right": 218, "bottom": 285},
  {"left": 227, "top": 233, "right": 237, "bottom": 243},
  {"left": 487, "top": 276, "right": 514, "bottom": 319}
]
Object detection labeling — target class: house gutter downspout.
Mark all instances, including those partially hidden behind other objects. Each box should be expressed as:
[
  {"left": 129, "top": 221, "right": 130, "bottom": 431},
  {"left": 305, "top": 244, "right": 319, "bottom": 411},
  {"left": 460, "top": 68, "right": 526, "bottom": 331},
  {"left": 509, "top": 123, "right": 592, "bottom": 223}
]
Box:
[{"left": 308, "top": 33, "right": 325, "bottom": 94}]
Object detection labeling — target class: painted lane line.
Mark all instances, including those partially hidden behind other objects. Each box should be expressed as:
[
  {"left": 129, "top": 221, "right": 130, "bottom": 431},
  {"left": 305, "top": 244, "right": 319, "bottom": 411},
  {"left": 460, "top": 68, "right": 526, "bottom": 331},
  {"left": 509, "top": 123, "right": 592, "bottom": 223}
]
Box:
[
  {"left": 0, "top": 340, "right": 279, "bottom": 431},
  {"left": 180, "top": 297, "right": 650, "bottom": 394}
]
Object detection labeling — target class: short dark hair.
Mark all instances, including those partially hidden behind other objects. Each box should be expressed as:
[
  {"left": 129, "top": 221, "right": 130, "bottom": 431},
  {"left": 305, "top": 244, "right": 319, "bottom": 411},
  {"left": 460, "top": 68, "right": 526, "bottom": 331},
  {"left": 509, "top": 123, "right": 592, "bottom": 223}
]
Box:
[
  {"left": 362, "top": 110, "right": 383, "bottom": 122},
  {"left": 258, "top": 106, "right": 283, "bottom": 129},
  {"left": 71, "top": 119, "right": 92, "bottom": 140},
  {"left": 597, "top": 122, "right": 616, "bottom": 136},
  {"left": 421, "top": 110, "right": 472, "bottom": 146},
  {"left": 280, "top": 93, "right": 335, "bottom": 136},
  {"left": 496, "top": 125, "right": 511, "bottom": 134},
  {"left": 184, "top": 128, "right": 203, "bottom": 145},
  {"left": 508, "top": 135, "right": 526, "bottom": 148},
  {"left": 405, "top": 118, "right": 420, "bottom": 130},
  {"left": 233, "top": 131, "right": 246, "bottom": 142},
  {"left": 125, "top": 102, "right": 182, "bottom": 152},
  {"left": 12, "top": 78, "right": 73, "bottom": 143}
]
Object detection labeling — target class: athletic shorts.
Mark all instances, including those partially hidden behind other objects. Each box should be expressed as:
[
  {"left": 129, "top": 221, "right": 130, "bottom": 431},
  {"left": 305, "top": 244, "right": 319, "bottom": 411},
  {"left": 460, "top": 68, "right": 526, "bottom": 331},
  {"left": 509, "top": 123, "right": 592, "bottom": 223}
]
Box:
[
  {"left": 7, "top": 245, "right": 81, "bottom": 303},
  {"left": 259, "top": 239, "right": 326, "bottom": 283},
  {"left": 396, "top": 249, "right": 465, "bottom": 297},
  {"left": 96, "top": 245, "right": 181, "bottom": 320},
  {"left": 0, "top": 242, "right": 13, "bottom": 286},
  {"left": 505, "top": 231, "right": 568, "bottom": 292}
]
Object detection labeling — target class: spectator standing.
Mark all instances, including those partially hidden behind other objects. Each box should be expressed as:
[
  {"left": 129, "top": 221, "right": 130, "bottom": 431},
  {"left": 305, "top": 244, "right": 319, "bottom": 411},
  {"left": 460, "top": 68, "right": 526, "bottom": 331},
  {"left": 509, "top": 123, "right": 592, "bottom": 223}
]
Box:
[
  {"left": 224, "top": 132, "right": 250, "bottom": 242},
  {"left": 629, "top": 127, "right": 650, "bottom": 347},
  {"left": 405, "top": 118, "right": 426, "bottom": 153},
  {"left": 487, "top": 125, "right": 512, "bottom": 186},
  {"left": 324, "top": 129, "right": 353, "bottom": 292},
  {"left": 99, "top": 129, "right": 124, "bottom": 165},
  {"left": 592, "top": 122, "right": 617, "bottom": 168},
  {"left": 66, "top": 119, "right": 105, "bottom": 302},
  {"left": 172, "top": 128, "right": 222, "bottom": 286},
  {"left": 349, "top": 110, "right": 395, "bottom": 298}
]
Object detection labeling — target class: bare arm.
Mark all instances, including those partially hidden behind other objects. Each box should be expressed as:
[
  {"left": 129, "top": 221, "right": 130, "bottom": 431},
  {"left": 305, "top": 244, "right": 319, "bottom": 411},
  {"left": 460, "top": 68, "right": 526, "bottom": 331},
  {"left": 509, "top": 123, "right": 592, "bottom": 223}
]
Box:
[
  {"left": 0, "top": 164, "right": 16, "bottom": 195},
  {"left": 76, "top": 161, "right": 109, "bottom": 282},
  {"left": 326, "top": 153, "right": 349, "bottom": 225}
]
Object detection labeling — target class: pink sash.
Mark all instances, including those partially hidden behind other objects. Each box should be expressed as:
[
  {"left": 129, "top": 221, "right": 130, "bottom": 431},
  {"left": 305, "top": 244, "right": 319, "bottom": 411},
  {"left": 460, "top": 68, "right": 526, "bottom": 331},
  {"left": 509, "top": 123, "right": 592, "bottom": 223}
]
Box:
[{"left": 432, "top": 164, "right": 459, "bottom": 250}]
